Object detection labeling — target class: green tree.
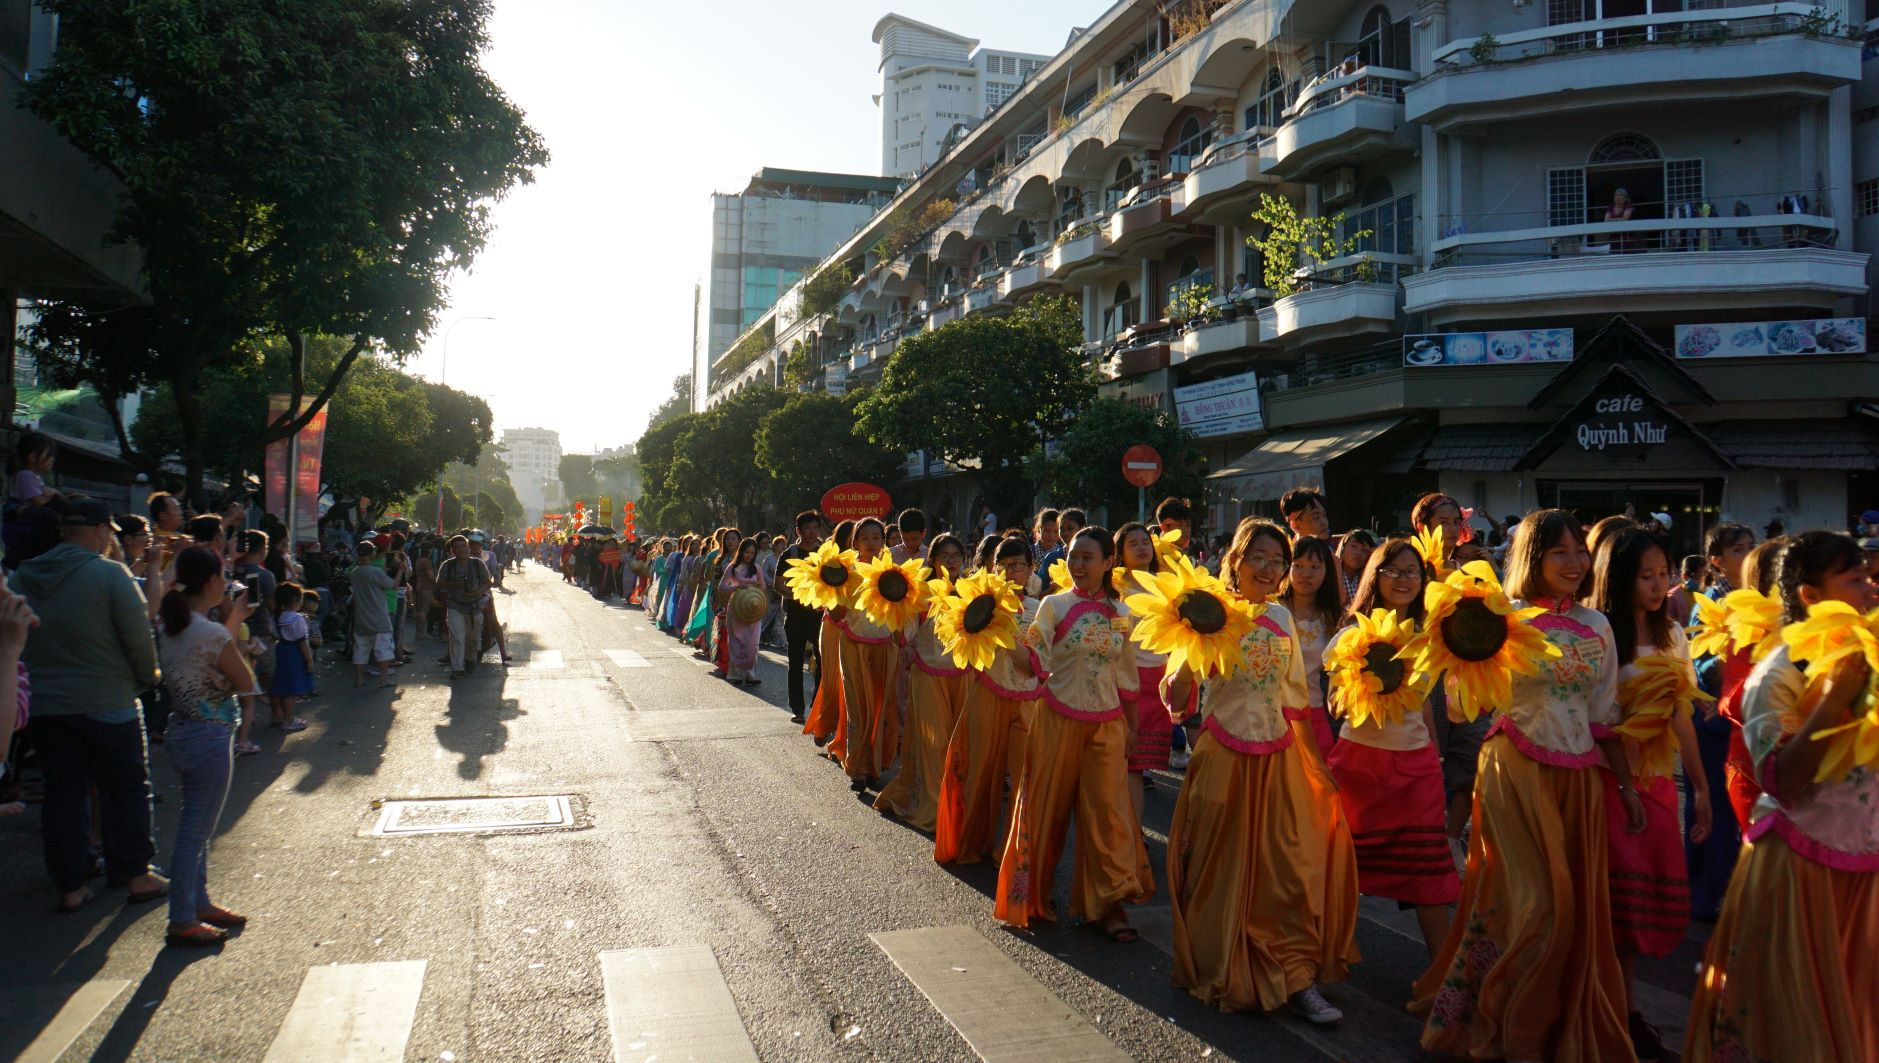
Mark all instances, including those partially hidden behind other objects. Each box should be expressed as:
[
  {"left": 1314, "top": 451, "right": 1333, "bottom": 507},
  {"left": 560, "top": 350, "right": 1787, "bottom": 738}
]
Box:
[
  {"left": 635, "top": 412, "right": 696, "bottom": 531},
  {"left": 665, "top": 387, "right": 788, "bottom": 529},
  {"left": 22, "top": 0, "right": 546, "bottom": 493},
  {"left": 1246, "top": 194, "right": 1370, "bottom": 298},
  {"left": 756, "top": 390, "right": 906, "bottom": 510},
  {"left": 857, "top": 298, "right": 1094, "bottom": 518},
  {"left": 410, "top": 484, "right": 511, "bottom": 536},
  {"left": 1035, "top": 399, "right": 1205, "bottom": 525},
  {"left": 558, "top": 454, "right": 599, "bottom": 506},
  {"left": 647, "top": 374, "right": 692, "bottom": 431}
]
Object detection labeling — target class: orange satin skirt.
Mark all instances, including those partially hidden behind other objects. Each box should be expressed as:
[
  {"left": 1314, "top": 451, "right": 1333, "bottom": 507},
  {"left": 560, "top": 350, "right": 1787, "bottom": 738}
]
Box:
[
  {"left": 1167, "top": 730, "right": 1360, "bottom": 1012},
  {"left": 837, "top": 633, "right": 901, "bottom": 783},
  {"left": 875, "top": 667, "right": 971, "bottom": 831},
  {"left": 934, "top": 680, "right": 1032, "bottom": 865},
  {"left": 994, "top": 707, "right": 1153, "bottom": 927},
  {"left": 1685, "top": 832, "right": 1879, "bottom": 1062},
  {"left": 801, "top": 618, "right": 845, "bottom": 761},
  {"left": 1409, "top": 734, "right": 1632, "bottom": 1062}
]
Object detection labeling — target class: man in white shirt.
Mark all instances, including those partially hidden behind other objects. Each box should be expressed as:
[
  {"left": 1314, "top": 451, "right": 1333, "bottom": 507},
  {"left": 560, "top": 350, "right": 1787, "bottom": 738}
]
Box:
[{"left": 890, "top": 508, "right": 929, "bottom": 564}]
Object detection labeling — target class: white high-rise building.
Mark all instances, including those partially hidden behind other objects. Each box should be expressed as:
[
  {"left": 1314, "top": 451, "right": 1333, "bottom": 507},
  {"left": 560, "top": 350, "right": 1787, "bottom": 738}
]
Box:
[
  {"left": 501, "top": 427, "right": 562, "bottom": 523},
  {"left": 873, "top": 14, "right": 1050, "bottom": 179}
]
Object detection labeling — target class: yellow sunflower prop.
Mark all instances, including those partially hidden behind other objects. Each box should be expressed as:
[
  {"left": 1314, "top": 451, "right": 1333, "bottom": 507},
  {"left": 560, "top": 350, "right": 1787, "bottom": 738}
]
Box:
[
  {"left": 1047, "top": 557, "right": 1073, "bottom": 595},
  {"left": 1325, "top": 609, "right": 1432, "bottom": 729},
  {"left": 1152, "top": 527, "right": 1186, "bottom": 568},
  {"left": 931, "top": 570, "right": 1023, "bottom": 670},
  {"left": 1411, "top": 525, "right": 1450, "bottom": 580},
  {"left": 1124, "top": 554, "right": 1262, "bottom": 680},
  {"left": 855, "top": 554, "right": 932, "bottom": 631},
  {"left": 1687, "top": 588, "right": 1783, "bottom": 662},
  {"left": 1400, "top": 560, "right": 1562, "bottom": 722},
  {"left": 1781, "top": 601, "right": 1879, "bottom": 781},
  {"left": 782, "top": 539, "right": 859, "bottom": 611},
  {"left": 1614, "top": 654, "right": 1713, "bottom": 781}
]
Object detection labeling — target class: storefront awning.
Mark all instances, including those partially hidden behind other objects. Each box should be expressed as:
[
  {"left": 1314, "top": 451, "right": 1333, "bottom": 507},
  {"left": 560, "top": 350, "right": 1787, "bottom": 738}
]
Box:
[
  {"left": 1415, "top": 424, "right": 1545, "bottom": 473},
  {"left": 1208, "top": 416, "right": 1408, "bottom": 502},
  {"left": 1711, "top": 420, "right": 1879, "bottom": 470}
]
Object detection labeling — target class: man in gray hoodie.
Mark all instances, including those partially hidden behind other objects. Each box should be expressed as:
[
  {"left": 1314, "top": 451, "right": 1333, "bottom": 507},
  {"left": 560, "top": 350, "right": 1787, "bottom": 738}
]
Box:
[{"left": 17, "top": 499, "right": 166, "bottom": 912}]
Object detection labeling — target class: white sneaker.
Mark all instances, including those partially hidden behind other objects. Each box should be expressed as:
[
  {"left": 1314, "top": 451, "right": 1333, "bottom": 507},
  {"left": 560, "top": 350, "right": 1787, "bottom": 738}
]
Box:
[
  {"left": 1288, "top": 986, "right": 1342, "bottom": 1025},
  {"left": 1169, "top": 749, "right": 1191, "bottom": 770}
]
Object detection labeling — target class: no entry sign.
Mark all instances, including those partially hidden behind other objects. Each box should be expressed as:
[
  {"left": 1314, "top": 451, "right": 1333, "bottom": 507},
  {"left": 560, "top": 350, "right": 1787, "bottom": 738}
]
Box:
[{"left": 1122, "top": 445, "right": 1163, "bottom": 488}]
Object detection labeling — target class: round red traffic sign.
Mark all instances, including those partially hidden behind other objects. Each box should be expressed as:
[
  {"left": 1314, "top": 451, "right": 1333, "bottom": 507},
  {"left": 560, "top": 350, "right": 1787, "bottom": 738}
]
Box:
[{"left": 1121, "top": 444, "right": 1163, "bottom": 488}]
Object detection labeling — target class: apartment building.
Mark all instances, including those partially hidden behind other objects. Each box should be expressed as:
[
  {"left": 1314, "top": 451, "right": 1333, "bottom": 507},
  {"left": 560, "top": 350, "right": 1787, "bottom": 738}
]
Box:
[
  {"left": 694, "top": 168, "right": 903, "bottom": 409},
  {"left": 875, "top": 14, "right": 1052, "bottom": 179},
  {"left": 502, "top": 426, "right": 563, "bottom": 524},
  {"left": 711, "top": 0, "right": 1879, "bottom": 549}
]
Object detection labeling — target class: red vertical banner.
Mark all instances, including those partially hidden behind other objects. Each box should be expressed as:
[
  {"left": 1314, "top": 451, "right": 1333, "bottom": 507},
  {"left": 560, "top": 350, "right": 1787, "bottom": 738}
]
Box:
[
  {"left": 293, "top": 406, "right": 329, "bottom": 544},
  {"left": 264, "top": 394, "right": 297, "bottom": 517}
]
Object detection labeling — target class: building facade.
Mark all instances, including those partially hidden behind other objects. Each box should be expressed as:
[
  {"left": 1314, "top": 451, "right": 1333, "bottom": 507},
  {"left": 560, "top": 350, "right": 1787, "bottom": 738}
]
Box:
[
  {"left": 709, "top": 0, "right": 1879, "bottom": 544},
  {"left": 502, "top": 426, "right": 563, "bottom": 524},
  {"left": 875, "top": 14, "right": 1052, "bottom": 179},
  {"left": 694, "top": 168, "right": 902, "bottom": 410}
]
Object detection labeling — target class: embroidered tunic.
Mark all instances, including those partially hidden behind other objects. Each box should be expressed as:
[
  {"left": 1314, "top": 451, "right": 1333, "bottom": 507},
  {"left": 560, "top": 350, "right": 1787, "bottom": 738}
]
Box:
[
  {"left": 1740, "top": 644, "right": 1879, "bottom": 870},
  {"left": 1488, "top": 600, "right": 1621, "bottom": 768},
  {"left": 1023, "top": 590, "right": 1138, "bottom": 722},
  {"left": 1167, "top": 602, "right": 1308, "bottom": 754}
]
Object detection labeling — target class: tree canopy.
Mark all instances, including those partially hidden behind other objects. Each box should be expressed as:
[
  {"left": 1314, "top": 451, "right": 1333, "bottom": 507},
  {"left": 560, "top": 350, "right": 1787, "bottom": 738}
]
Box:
[
  {"left": 1035, "top": 398, "right": 1205, "bottom": 526},
  {"left": 23, "top": 0, "right": 546, "bottom": 493},
  {"left": 665, "top": 387, "right": 788, "bottom": 529},
  {"left": 755, "top": 390, "right": 906, "bottom": 510},
  {"left": 558, "top": 454, "right": 599, "bottom": 507}
]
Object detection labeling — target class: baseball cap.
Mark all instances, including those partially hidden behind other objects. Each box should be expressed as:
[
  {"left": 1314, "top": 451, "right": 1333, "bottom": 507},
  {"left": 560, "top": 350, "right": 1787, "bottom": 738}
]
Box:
[
  {"left": 60, "top": 498, "right": 120, "bottom": 530},
  {"left": 1860, "top": 509, "right": 1879, "bottom": 525}
]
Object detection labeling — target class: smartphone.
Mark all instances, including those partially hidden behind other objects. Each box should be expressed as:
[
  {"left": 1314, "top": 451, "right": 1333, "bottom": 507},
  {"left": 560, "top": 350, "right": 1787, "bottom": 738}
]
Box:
[{"left": 246, "top": 582, "right": 261, "bottom": 605}]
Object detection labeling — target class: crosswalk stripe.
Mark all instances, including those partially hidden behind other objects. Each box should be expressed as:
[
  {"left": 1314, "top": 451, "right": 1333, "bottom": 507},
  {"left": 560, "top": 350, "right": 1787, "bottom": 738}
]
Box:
[
  {"left": 604, "top": 649, "right": 651, "bottom": 668},
  {"left": 262, "top": 960, "right": 427, "bottom": 1063},
  {"left": 10, "top": 979, "right": 130, "bottom": 1063},
  {"left": 527, "top": 649, "right": 565, "bottom": 670},
  {"left": 871, "top": 925, "right": 1129, "bottom": 1062},
  {"left": 600, "top": 946, "right": 757, "bottom": 1063}
]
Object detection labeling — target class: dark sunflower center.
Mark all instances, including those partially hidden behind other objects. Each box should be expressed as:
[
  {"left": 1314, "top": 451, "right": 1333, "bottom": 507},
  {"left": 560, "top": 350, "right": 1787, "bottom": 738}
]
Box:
[
  {"left": 1441, "top": 598, "right": 1508, "bottom": 663},
  {"left": 962, "top": 595, "right": 996, "bottom": 634},
  {"left": 878, "top": 571, "right": 909, "bottom": 602},
  {"left": 820, "top": 563, "right": 849, "bottom": 588},
  {"left": 1363, "top": 642, "right": 1406, "bottom": 695},
  {"left": 1176, "top": 590, "right": 1227, "bottom": 635}
]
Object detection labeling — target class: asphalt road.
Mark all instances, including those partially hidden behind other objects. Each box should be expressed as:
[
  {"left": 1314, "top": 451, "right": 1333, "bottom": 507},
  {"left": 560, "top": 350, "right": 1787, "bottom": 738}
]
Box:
[{"left": 0, "top": 565, "right": 1709, "bottom": 1062}]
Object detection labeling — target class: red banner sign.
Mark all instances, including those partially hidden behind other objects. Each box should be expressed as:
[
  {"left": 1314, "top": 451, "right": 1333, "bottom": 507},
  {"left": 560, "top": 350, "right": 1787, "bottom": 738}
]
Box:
[
  {"left": 263, "top": 395, "right": 330, "bottom": 543},
  {"left": 820, "top": 482, "right": 891, "bottom": 522}
]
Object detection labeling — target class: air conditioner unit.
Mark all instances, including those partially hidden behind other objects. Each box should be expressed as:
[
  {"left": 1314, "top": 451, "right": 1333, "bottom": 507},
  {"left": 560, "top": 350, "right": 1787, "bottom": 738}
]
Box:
[{"left": 1320, "top": 167, "right": 1358, "bottom": 207}]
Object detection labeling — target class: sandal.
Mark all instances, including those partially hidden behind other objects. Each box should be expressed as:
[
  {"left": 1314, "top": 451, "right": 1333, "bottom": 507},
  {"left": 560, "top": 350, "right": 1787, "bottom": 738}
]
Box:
[
  {"left": 196, "top": 905, "right": 248, "bottom": 929},
  {"left": 55, "top": 888, "right": 94, "bottom": 914},
  {"left": 235, "top": 740, "right": 262, "bottom": 755},
  {"left": 126, "top": 876, "right": 171, "bottom": 904},
  {"left": 1096, "top": 912, "right": 1138, "bottom": 943},
  {"left": 165, "top": 924, "right": 228, "bottom": 948},
  {"left": 274, "top": 719, "right": 308, "bottom": 733}
]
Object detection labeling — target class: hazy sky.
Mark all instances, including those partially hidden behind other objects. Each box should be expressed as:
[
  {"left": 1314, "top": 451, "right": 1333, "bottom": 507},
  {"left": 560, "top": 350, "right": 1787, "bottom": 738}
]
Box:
[{"left": 410, "top": 0, "right": 1095, "bottom": 457}]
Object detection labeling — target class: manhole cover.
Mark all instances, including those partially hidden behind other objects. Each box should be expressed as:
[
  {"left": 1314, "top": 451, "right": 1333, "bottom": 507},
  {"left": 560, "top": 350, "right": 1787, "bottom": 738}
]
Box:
[{"left": 371, "top": 795, "right": 576, "bottom": 836}]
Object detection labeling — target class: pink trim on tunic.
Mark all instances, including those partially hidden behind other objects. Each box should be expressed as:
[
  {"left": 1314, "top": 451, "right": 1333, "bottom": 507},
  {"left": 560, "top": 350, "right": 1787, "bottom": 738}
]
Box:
[
  {"left": 1745, "top": 812, "right": 1879, "bottom": 872},
  {"left": 1254, "top": 613, "right": 1288, "bottom": 640},
  {"left": 1202, "top": 714, "right": 1296, "bottom": 755},
  {"left": 836, "top": 617, "right": 894, "bottom": 645},
  {"left": 1530, "top": 612, "right": 1598, "bottom": 642},
  {"left": 913, "top": 655, "right": 965, "bottom": 678},
  {"left": 977, "top": 671, "right": 1041, "bottom": 701},
  {"left": 1488, "top": 716, "right": 1601, "bottom": 769},
  {"left": 1040, "top": 686, "right": 1124, "bottom": 723},
  {"left": 1589, "top": 723, "right": 1618, "bottom": 740},
  {"left": 1053, "top": 599, "right": 1117, "bottom": 644}
]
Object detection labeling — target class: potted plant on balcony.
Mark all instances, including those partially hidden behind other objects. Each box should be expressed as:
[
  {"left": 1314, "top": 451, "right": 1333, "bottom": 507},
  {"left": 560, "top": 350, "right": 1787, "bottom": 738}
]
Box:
[{"left": 1167, "top": 282, "right": 1218, "bottom": 331}]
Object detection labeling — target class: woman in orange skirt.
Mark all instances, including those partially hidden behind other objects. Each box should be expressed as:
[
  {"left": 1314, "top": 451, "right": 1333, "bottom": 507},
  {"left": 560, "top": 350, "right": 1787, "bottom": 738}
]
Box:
[
  {"left": 802, "top": 520, "right": 855, "bottom": 761},
  {"left": 996, "top": 526, "right": 1153, "bottom": 940},
  {"left": 1325, "top": 538, "right": 1458, "bottom": 960},
  {"left": 833, "top": 517, "right": 901, "bottom": 792},
  {"left": 1686, "top": 530, "right": 1879, "bottom": 1063},
  {"left": 1590, "top": 526, "right": 1713, "bottom": 1060},
  {"left": 935, "top": 536, "right": 1039, "bottom": 864},
  {"left": 1409, "top": 509, "right": 1639, "bottom": 1063},
  {"left": 1114, "top": 522, "right": 1170, "bottom": 829},
  {"left": 1164, "top": 517, "right": 1359, "bottom": 1023},
  {"left": 876, "top": 534, "right": 969, "bottom": 829}
]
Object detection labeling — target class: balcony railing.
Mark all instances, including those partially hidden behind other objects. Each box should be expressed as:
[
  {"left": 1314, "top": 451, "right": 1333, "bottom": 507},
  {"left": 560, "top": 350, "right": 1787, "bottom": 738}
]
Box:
[
  {"left": 1429, "top": 212, "right": 1836, "bottom": 266},
  {"left": 1282, "top": 65, "right": 1414, "bottom": 120},
  {"left": 1431, "top": 2, "right": 1835, "bottom": 67},
  {"left": 1101, "top": 296, "right": 1142, "bottom": 340},
  {"left": 1293, "top": 250, "right": 1420, "bottom": 289},
  {"left": 1264, "top": 346, "right": 1402, "bottom": 394}
]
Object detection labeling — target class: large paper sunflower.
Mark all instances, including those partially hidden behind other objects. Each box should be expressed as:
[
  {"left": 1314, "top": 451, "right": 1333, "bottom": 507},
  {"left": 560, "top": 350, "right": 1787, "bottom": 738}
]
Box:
[
  {"left": 855, "top": 554, "right": 932, "bottom": 631},
  {"left": 1325, "top": 609, "right": 1432, "bottom": 729},
  {"left": 1614, "top": 654, "right": 1713, "bottom": 781},
  {"left": 1781, "top": 601, "right": 1879, "bottom": 781},
  {"left": 1152, "top": 527, "right": 1186, "bottom": 568},
  {"left": 1687, "top": 588, "right": 1783, "bottom": 662},
  {"left": 782, "top": 539, "right": 859, "bottom": 611},
  {"left": 1047, "top": 557, "right": 1073, "bottom": 595},
  {"left": 1411, "top": 525, "right": 1450, "bottom": 579},
  {"left": 931, "top": 571, "right": 1023, "bottom": 671},
  {"left": 1123, "top": 555, "right": 1262, "bottom": 680},
  {"left": 1401, "top": 560, "right": 1562, "bottom": 722}
]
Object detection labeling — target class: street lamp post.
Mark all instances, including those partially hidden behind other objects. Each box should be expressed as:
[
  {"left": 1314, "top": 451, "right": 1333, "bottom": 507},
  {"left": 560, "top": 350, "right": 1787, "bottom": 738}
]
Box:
[{"left": 435, "top": 315, "right": 495, "bottom": 532}]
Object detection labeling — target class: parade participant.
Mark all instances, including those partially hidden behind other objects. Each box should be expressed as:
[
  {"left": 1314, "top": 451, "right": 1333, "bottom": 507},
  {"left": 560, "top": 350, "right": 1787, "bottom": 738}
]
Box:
[
  {"left": 685, "top": 529, "right": 729, "bottom": 653},
  {"left": 717, "top": 539, "right": 766, "bottom": 686},
  {"left": 775, "top": 513, "right": 826, "bottom": 723},
  {"left": 1409, "top": 509, "right": 1637, "bottom": 1063},
  {"left": 801, "top": 520, "right": 856, "bottom": 755},
  {"left": 1685, "top": 523, "right": 1762, "bottom": 918},
  {"left": 1038, "top": 508, "right": 1083, "bottom": 571},
  {"left": 1590, "top": 526, "right": 1712, "bottom": 1061},
  {"left": 996, "top": 526, "right": 1154, "bottom": 941},
  {"left": 703, "top": 528, "right": 742, "bottom": 675},
  {"left": 891, "top": 508, "right": 928, "bottom": 563},
  {"left": 1412, "top": 491, "right": 1493, "bottom": 862},
  {"left": 1280, "top": 535, "right": 1340, "bottom": 758},
  {"left": 1685, "top": 530, "right": 1879, "bottom": 1063},
  {"left": 1163, "top": 518, "right": 1358, "bottom": 1022},
  {"left": 935, "top": 536, "right": 1040, "bottom": 864},
  {"left": 663, "top": 535, "right": 700, "bottom": 635},
  {"left": 1324, "top": 538, "right": 1458, "bottom": 959},
  {"left": 1335, "top": 529, "right": 1376, "bottom": 605},
  {"left": 1114, "top": 522, "right": 1170, "bottom": 829},
  {"left": 875, "top": 533, "right": 967, "bottom": 828},
  {"left": 831, "top": 518, "right": 901, "bottom": 790}
]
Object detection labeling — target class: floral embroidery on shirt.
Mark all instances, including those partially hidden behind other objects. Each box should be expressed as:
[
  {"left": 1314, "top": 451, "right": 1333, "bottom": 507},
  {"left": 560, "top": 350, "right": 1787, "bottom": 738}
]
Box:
[{"left": 1237, "top": 625, "right": 1289, "bottom": 689}]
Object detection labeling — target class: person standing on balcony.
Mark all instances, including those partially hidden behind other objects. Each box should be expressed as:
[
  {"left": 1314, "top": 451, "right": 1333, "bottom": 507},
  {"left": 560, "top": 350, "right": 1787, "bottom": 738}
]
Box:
[{"left": 1605, "top": 188, "right": 1637, "bottom": 253}]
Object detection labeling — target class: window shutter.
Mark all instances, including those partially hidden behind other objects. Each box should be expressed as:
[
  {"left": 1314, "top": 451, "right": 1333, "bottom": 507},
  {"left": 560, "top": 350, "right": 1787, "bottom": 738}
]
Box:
[{"left": 1548, "top": 167, "right": 1587, "bottom": 226}]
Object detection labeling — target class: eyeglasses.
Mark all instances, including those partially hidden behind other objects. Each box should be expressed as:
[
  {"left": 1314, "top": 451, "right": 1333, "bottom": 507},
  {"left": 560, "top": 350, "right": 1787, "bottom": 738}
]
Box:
[
  {"left": 1379, "top": 567, "right": 1423, "bottom": 581},
  {"left": 1245, "top": 554, "right": 1288, "bottom": 571}
]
